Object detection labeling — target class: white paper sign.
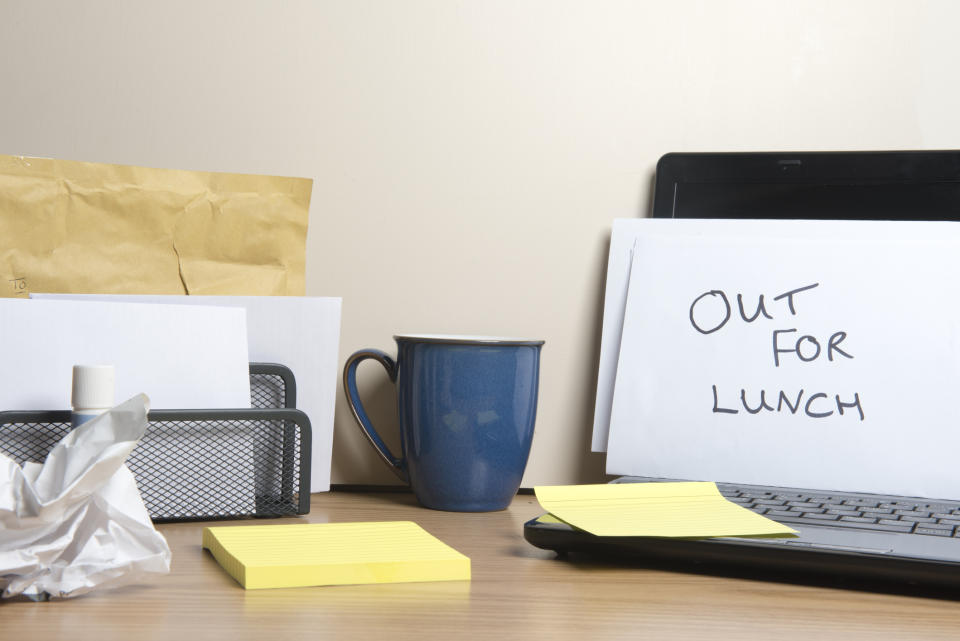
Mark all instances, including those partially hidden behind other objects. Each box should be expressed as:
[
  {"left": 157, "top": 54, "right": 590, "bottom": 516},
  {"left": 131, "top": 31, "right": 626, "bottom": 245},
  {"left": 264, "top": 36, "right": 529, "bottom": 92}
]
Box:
[
  {"left": 593, "top": 218, "right": 960, "bottom": 452},
  {"left": 606, "top": 232, "right": 960, "bottom": 500},
  {"left": 33, "top": 294, "right": 342, "bottom": 492}
]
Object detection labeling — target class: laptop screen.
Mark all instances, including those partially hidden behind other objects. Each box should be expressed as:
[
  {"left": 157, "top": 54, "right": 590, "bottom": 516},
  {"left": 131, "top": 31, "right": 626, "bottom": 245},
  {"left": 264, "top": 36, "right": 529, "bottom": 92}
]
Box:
[{"left": 651, "top": 151, "right": 960, "bottom": 220}]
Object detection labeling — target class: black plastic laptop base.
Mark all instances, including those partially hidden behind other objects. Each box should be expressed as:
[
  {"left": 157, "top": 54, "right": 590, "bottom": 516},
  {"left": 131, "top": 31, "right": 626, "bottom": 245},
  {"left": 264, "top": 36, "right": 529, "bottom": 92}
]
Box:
[{"left": 524, "top": 516, "right": 960, "bottom": 596}]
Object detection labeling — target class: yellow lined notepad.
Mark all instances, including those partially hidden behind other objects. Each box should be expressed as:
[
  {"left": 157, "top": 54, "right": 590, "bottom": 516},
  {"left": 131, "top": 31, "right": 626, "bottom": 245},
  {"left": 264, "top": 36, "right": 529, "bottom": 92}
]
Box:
[
  {"left": 534, "top": 482, "right": 797, "bottom": 538},
  {"left": 202, "top": 521, "right": 471, "bottom": 589}
]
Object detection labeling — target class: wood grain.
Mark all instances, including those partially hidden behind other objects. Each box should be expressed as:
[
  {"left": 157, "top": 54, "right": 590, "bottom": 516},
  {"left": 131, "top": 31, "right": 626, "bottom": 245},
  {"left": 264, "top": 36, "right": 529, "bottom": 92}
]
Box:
[{"left": 5, "top": 490, "right": 960, "bottom": 640}]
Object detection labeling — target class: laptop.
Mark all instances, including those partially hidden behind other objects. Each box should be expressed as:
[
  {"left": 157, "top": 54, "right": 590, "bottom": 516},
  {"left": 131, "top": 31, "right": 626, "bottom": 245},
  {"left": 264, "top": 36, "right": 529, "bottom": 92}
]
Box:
[{"left": 524, "top": 150, "right": 960, "bottom": 590}]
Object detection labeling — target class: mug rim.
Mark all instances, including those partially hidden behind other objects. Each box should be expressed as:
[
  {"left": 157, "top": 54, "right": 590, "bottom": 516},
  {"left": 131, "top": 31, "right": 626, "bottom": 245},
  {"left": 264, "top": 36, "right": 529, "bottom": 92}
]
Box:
[{"left": 394, "top": 333, "right": 544, "bottom": 346}]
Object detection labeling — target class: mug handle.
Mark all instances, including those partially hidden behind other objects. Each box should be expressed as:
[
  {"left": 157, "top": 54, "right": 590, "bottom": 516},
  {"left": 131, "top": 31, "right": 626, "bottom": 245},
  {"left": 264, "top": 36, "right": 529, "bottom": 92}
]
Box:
[{"left": 342, "top": 349, "right": 408, "bottom": 482}]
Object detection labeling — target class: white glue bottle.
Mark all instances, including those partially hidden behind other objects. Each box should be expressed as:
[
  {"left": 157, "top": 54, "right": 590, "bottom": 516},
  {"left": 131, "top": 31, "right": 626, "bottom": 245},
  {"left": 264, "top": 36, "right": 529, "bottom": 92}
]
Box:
[{"left": 71, "top": 365, "right": 115, "bottom": 428}]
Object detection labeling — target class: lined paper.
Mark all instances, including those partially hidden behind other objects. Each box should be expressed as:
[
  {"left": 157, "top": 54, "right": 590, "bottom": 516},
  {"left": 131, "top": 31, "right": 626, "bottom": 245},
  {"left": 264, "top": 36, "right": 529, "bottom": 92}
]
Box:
[
  {"left": 202, "top": 521, "right": 471, "bottom": 589},
  {"left": 534, "top": 482, "right": 797, "bottom": 538}
]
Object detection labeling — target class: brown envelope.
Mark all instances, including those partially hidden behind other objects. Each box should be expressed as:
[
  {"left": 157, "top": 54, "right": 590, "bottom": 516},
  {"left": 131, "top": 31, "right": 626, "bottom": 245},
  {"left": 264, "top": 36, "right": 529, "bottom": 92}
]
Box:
[{"left": 0, "top": 155, "right": 311, "bottom": 297}]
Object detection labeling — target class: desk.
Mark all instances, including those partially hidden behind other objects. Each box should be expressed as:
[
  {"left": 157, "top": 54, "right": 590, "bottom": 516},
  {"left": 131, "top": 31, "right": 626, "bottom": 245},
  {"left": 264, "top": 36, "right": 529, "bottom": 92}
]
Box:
[{"left": 5, "top": 490, "right": 960, "bottom": 640}]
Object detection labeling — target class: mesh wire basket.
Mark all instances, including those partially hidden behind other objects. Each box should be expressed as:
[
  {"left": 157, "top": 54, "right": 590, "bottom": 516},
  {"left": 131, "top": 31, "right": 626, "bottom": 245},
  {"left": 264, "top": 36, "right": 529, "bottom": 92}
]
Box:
[{"left": 0, "top": 363, "right": 311, "bottom": 522}]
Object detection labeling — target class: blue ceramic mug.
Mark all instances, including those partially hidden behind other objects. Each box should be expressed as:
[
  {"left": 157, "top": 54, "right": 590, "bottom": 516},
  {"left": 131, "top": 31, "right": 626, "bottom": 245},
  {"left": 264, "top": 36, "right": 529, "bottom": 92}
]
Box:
[{"left": 343, "top": 334, "right": 544, "bottom": 511}]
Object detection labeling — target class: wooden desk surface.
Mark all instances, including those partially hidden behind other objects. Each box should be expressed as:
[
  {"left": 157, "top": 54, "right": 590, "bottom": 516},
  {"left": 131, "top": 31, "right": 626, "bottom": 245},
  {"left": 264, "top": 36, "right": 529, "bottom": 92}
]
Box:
[{"left": 6, "top": 490, "right": 960, "bottom": 640}]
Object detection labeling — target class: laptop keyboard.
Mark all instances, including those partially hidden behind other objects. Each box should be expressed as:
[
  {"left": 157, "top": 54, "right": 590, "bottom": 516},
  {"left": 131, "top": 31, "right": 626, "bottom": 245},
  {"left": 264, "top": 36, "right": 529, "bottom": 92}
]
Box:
[{"left": 719, "top": 485, "right": 960, "bottom": 537}]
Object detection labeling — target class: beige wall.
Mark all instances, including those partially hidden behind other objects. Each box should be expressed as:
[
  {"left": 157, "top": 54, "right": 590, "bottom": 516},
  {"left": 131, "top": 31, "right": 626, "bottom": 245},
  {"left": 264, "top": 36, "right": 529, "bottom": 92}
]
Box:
[{"left": 2, "top": 1, "right": 959, "bottom": 486}]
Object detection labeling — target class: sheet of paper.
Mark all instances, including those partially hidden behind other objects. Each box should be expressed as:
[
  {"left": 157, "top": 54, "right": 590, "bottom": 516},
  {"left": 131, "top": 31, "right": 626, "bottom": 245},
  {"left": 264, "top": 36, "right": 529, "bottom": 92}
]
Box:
[
  {"left": 606, "top": 232, "right": 960, "bottom": 499},
  {"left": 34, "top": 294, "right": 342, "bottom": 492},
  {"left": 0, "top": 154, "right": 311, "bottom": 298},
  {"left": 202, "top": 521, "right": 471, "bottom": 589},
  {"left": 592, "top": 218, "right": 960, "bottom": 452},
  {"left": 0, "top": 298, "right": 251, "bottom": 410},
  {"left": 534, "top": 482, "right": 797, "bottom": 538}
]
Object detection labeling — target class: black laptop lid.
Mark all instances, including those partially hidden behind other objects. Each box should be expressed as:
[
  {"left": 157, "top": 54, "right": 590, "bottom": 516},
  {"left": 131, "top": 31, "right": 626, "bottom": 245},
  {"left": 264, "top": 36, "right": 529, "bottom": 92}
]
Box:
[{"left": 651, "top": 151, "right": 960, "bottom": 220}]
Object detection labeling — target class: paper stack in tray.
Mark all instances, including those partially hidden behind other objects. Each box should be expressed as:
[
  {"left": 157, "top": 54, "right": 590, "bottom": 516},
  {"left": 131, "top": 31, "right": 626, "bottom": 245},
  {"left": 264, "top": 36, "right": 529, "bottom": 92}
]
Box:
[{"left": 33, "top": 294, "right": 342, "bottom": 492}]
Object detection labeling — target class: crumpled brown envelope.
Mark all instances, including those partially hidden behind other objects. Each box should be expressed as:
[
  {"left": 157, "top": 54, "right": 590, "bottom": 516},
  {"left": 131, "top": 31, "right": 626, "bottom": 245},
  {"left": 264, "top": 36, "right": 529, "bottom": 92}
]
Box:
[{"left": 0, "top": 155, "right": 311, "bottom": 297}]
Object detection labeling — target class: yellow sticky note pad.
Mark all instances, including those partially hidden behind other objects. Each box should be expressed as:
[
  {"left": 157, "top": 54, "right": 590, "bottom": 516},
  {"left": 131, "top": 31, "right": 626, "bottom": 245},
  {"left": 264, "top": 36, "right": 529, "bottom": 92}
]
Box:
[
  {"left": 202, "top": 521, "right": 471, "bottom": 589},
  {"left": 534, "top": 482, "right": 798, "bottom": 538}
]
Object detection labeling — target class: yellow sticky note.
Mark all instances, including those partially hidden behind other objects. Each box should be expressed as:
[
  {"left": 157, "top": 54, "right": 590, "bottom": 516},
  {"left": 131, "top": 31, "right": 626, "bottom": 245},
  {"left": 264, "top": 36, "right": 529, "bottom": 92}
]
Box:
[
  {"left": 202, "top": 521, "right": 471, "bottom": 590},
  {"left": 534, "top": 482, "right": 797, "bottom": 538}
]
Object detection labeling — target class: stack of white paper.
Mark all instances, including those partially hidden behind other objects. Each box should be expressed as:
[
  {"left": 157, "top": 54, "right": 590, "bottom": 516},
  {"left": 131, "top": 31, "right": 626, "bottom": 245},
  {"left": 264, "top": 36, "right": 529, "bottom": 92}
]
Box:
[
  {"left": 33, "top": 294, "right": 342, "bottom": 492},
  {"left": 0, "top": 298, "right": 251, "bottom": 410}
]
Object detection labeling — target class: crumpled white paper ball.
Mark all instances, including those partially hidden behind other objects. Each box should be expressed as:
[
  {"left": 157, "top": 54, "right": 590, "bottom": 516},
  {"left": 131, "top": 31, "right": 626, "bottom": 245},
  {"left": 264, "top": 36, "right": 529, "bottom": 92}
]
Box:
[{"left": 0, "top": 394, "right": 171, "bottom": 599}]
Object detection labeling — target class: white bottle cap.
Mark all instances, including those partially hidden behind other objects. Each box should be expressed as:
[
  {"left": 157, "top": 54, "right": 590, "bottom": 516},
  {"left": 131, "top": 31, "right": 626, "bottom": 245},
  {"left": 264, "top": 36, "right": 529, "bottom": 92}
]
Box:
[{"left": 71, "top": 365, "right": 116, "bottom": 410}]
